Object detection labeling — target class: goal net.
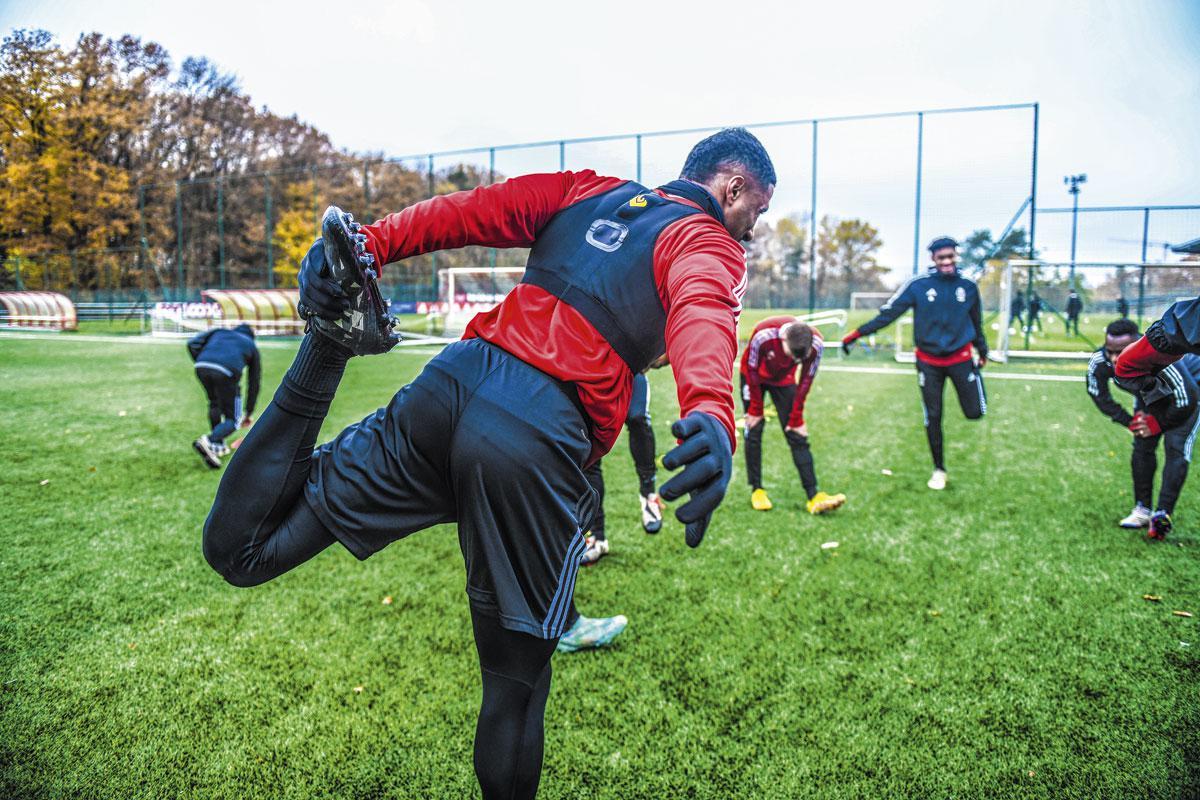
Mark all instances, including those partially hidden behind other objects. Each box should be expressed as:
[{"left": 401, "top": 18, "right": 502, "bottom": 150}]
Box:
[
  {"left": 849, "top": 292, "right": 892, "bottom": 311},
  {"left": 435, "top": 267, "right": 526, "bottom": 334},
  {"left": 993, "top": 260, "right": 1200, "bottom": 361}
]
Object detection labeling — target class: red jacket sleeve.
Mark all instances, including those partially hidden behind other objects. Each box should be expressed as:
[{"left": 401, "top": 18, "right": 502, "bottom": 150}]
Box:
[
  {"left": 655, "top": 216, "right": 747, "bottom": 452},
  {"left": 742, "top": 323, "right": 769, "bottom": 417},
  {"left": 360, "top": 170, "right": 625, "bottom": 266},
  {"left": 788, "top": 336, "right": 823, "bottom": 428},
  {"left": 1115, "top": 334, "right": 1184, "bottom": 379}
]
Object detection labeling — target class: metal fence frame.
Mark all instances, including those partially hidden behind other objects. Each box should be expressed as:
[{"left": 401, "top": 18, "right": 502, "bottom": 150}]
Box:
[{"left": 126, "top": 102, "right": 1040, "bottom": 310}]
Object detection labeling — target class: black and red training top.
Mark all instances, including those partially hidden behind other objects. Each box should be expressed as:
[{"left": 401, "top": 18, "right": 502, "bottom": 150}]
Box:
[{"left": 361, "top": 170, "right": 748, "bottom": 460}]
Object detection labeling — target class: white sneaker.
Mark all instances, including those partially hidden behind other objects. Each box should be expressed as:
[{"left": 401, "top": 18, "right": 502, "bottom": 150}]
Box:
[
  {"left": 211, "top": 442, "right": 230, "bottom": 458},
  {"left": 1119, "top": 504, "right": 1152, "bottom": 529},
  {"left": 640, "top": 493, "right": 663, "bottom": 534},
  {"left": 580, "top": 535, "right": 609, "bottom": 565},
  {"left": 192, "top": 435, "right": 221, "bottom": 469},
  {"left": 927, "top": 469, "right": 947, "bottom": 491}
]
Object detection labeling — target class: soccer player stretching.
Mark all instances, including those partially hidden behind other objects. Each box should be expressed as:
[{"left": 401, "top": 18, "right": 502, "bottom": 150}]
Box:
[
  {"left": 740, "top": 316, "right": 845, "bottom": 514},
  {"left": 200, "top": 128, "right": 774, "bottom": 799},
  {"left": 1087, "top": 318, "right": 1199, "bottom": 539},
  {"left": 841, "top": 236, "right": 988, "bottom": 490}
]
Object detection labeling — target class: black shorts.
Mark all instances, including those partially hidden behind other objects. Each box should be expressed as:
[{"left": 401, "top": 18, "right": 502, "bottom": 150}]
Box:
[{"left": 303, "top": 339, "right": 596, "bottom": 639}]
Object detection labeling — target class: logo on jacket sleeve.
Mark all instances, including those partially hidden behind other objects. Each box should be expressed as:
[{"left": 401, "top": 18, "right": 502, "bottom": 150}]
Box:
[
  {"left": 956, "top": 286, "right": 966, "bottom": 303},
  {"left": 585, "top": 219, "right": 630, "bottom": 252},
  {"left": 926, "top": 287, "right": 938, "bottom": 302},
  {"left": 629, "top": 195, "right": 648, "bottom": 208}
]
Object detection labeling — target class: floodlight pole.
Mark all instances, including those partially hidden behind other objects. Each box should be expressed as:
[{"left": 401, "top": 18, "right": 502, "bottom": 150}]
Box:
[
  {"left": 912, "top": 112, "right": 924, "bottom": 275},
  {"left": 1065, "top": 173, "right": 1086, "bottom": 291},
  {"left": 809, "top": 120, "right": 818, "bottom": 316},
  {"left": 428, "top": 154, "right": 437, "bottom": 301}
]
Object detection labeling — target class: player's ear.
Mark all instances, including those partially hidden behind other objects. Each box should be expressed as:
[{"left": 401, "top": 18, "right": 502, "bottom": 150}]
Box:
[{"left": 726, "top": 175, "right": 745, "bottom": 202}]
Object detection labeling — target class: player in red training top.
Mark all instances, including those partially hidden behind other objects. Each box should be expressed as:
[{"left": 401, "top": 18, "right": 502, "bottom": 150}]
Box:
[
  {"left": 740, "top": 316, "right": 845, "bottom": 514},
  {"left": 200, "top": 128, "right": 775, "bottom": 799}
]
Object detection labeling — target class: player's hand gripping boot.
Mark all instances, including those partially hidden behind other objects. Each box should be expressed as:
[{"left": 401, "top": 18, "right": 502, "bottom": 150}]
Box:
[{"left": 298, "top": 206, "right": 400, "bottom": 355}]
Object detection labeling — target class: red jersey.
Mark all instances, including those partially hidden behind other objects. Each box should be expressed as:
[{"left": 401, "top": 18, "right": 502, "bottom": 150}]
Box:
[
  {"left": 360, "top": 171, "right": 747, "bottom": 459},
  {"left": 739, "top": 315, "right": 824, "bottom": 427}
]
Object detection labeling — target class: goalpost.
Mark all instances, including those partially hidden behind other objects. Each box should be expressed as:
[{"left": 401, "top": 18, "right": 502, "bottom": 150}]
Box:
[
  {"left": 888, "top": 259, "right": 1198, "bottom": 363},
  {"left": 436, "top": 267, "right": 527, "bottom": 333},
  {"left": 995, "top": 260, "right": 1198, "bottom": 361},
  {"left": 849, "top": 292, "right": 892, "bottom": 311}
]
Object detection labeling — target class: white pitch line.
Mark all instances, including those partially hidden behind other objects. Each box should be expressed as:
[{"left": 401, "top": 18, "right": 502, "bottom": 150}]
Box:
[{"left": 822, "top": 364, "right": 1080, "bottom": 382}]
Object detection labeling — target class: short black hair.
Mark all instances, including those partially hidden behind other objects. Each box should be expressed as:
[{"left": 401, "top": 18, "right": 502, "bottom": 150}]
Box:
[
  {"left": 928, "top": 236, "right": 958, "bottom": 252},
  {"left": 1105, "top": 318, "right": 1139, "bottom": 338},
  {"left": 680, "top": 128, "right": 776, "bottom": 189}
]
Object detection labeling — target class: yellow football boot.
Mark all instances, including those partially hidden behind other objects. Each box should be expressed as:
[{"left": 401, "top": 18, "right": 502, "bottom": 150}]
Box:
[
  {"left": 806, "top": 491, "right": 846, "bottom": 515},
  {"left": 750, "top": 488, "right": 773, "bottom": 511}
]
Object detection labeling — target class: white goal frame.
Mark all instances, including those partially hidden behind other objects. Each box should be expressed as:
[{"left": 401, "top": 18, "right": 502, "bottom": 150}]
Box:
[
  {"left": 849, "top": 291, "right": 892, "bottom": 311},
  {"left": 438, "top": 266, "right": 526, "bottom": 333},
  {"left": 998, "top": 260, "right": 1182, "bottom": 361}
]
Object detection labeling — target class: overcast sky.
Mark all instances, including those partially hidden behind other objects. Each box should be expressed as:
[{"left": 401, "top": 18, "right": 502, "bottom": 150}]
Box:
[{"left": 4, "top": 0, "right": 1199, "bottom": 266}]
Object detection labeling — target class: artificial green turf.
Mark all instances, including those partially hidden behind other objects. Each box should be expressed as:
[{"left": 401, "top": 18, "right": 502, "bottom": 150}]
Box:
[{"left": 1, "top": 333, "right": 1196, "bottom": 799}]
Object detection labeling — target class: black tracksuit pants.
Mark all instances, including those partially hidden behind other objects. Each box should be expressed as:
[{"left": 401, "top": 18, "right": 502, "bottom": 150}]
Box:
[
  {"left": 917, "top": 359, "right": 986, "bottom": 471},
  {"left": 740, "top": 377, "right": 819, "bottom": 499},
  {"left": 1131, "top": 406, "right": 1199, "bottom": 515}
]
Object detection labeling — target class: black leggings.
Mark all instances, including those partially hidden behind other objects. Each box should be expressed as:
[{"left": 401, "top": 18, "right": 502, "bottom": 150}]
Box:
[
  {"left": 202, "top": 335, "right": 560, "bottom": 799},
  {"left": 472, "top": 606, "right": 558, "bottom": 800},
  {"left": 739, "top": 377, "right": 819, "bottom": 498},
  {"left": 917, "top": 359, "right": 986, "bottom": 471}
]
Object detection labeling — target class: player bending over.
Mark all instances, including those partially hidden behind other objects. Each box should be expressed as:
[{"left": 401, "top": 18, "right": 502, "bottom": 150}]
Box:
[
  {"left": 200, "top": 128, "right": 774, "bottom": 799},
  {"left": 841, "top": 236, "right": 988, "bottom": 490},
  {"left": 187, "top": 323, "right": 259, "bottom": 468},
  {"left": 1087, "top": 319, "right": 1200, "bottom": 538},
  {"left": 740, "top": 316, "right": 844, "bottom": 514}
]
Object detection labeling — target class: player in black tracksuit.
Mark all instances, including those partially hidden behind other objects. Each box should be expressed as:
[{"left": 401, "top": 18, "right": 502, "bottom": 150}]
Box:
[
  {"left": 842, "top": 236, "right": 988, "bottom": 490},
  {"left": 1107, "top": 299, "right": 1200, "bottom": 539},
  {"left": 1010, "top": 290, "right": 1026, "bottom": 328},
  {"left": 1066, "top": 291, "right": 1083, "bottom": 336},
  {"left": 1027, "top": 292, "right": 1044, "bottom": 333},
  {"left": 188, "top": 324, "right": 260, "bottom": 469},
  {"left": 1087, "top": 318, "right": 1193, "bottom": 535}
]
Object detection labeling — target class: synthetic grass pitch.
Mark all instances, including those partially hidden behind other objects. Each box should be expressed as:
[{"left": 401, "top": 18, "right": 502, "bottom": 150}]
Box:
[{"left": 1, "top": 334, "right": 1196, "bottom": 798}]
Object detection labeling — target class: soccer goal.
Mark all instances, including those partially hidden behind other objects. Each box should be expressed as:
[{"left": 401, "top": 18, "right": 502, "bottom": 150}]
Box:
[
  {"left": 849, "top": 291, "right": 892, "bottom": 311},
  {"left": 995, "top": 260, "right": 1199, "bottom": 361},
  {"left": 436, "top": 267, "right": 526, "bottom": 333}
]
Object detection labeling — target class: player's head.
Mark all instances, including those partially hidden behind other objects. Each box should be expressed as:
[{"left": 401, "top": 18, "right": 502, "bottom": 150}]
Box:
[
  {"left": 927, "top": 236, "right": 959, "bottom": 275},
  {"left": 234, "top": 323, "right": 256, "bottom": 339},
  {"left": 780, "top": 321, "right": 814, "bottom": 362},
  {"left": 1104, "top": 318, "right": 1140, "bottom": 361},
  {"left": 680, "top": 127, "right": 775, "bottom": 243}
]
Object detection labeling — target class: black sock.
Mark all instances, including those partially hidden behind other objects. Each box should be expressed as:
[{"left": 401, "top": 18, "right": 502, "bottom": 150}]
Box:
[{"left": 274, "top": 334, "right": 351, "bottom": 419}]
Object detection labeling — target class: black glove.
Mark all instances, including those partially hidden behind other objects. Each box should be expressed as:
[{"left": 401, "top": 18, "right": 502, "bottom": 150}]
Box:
[
  {"left": 841, "top": 329, "right": 862, "bottom": 356},
  {"left": 659, "top": 411, "right": 733, "bottom": 548},
  {"left": 297, "top": 238, "right": 350, "bottom": 320}
]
